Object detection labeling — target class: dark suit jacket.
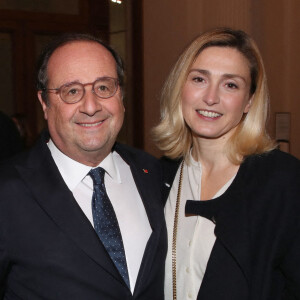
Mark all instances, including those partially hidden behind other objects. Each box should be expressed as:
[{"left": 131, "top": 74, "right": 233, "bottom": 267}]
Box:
[
  {"left": 0, "top": 133, "right": 167, "bottom": 299},
  {"left": 162, "top": 150, "right": 300, "bottom": 299}
]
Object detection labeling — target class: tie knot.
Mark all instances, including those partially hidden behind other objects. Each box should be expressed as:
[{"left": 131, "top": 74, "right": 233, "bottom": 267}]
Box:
[{"left": 89, "top": 167, "right": 105, "bottom": 185}]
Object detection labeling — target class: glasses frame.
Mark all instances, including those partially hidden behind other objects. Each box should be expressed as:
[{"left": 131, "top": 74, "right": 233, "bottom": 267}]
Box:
[{"left": 43, "top": 76, "right": 119, "bottom": 104}]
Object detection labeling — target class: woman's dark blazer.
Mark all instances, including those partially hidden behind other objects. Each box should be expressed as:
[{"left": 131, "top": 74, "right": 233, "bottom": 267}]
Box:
[{"left": 161, "top": 149, "right": 300, "bottom": 300}]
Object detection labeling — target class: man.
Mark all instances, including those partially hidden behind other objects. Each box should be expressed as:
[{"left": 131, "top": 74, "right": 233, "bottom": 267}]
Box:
[{"left": 0, "top": 33, "right": 166, "bottom": 299}]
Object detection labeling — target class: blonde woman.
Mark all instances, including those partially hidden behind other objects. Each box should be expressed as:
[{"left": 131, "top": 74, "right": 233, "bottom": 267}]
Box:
[{"left": 153, "top": 28, "right": 300, "bottom": 300}]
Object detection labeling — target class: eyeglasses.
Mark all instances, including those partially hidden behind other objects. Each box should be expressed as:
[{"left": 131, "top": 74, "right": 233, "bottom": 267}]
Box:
[{"left": 44, "top": 77, "right": 119, "bottom": 104}]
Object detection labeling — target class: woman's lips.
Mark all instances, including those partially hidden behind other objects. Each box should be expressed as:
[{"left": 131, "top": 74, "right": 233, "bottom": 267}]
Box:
[{"left": 196, "top": 110, "right": 222, "bottom": 118}]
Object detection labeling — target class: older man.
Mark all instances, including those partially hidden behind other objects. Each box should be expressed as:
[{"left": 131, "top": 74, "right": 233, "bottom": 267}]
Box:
[{"left": 0, "top": 34, "right": 166, "bottom": 299}]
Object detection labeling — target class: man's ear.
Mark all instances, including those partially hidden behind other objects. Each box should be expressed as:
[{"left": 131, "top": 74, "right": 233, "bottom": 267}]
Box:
[{"left": 37, "top": 91, "right": 48, "bottom": 120}]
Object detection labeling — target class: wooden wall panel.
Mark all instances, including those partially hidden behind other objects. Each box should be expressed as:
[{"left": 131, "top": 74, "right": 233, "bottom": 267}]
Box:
[
  {"left": 143, "top": 0, "right": 188, "bottom": 155},
  {"left": 201, "top": 0, "right": 251, "bottom": 32},
  {"left": 143, "top": 0, "right": 300, "bottom": 158},
  {"left": 252, "top": 0, "right": 300, "bottom": 157},
  {"left": 143, "top": 0, "right": 253, "bottom": 156},
  {"left": 287, "top": 0, "right": 300, "bottom": 155}
]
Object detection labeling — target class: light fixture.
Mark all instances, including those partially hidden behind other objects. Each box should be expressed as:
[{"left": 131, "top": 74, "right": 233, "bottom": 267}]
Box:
[{"left": 111, "top": 0, "right": 122, "bottom": 4}]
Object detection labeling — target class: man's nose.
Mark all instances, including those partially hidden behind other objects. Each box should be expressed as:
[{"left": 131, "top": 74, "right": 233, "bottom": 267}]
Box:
[{"left": 79, "top": 86, "right": 102, "bottom": 115}]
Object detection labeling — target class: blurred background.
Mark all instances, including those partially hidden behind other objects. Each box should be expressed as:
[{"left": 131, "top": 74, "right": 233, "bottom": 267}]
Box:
[{"left": 0, "top": 0, "right": 299, "bottom": 158}]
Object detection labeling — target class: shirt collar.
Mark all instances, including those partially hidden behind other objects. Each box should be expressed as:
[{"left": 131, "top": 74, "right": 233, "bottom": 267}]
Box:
[
  {"left": 95, "top": 151, "right": 121, "bottom": 183},
  {"left": 48, "top": 139, "right": 121, "bottom": 191}
]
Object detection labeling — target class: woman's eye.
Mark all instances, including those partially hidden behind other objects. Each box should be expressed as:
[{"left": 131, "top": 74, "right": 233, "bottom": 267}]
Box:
[
  {"left": 192, "top": 77, "right": 204, "bottom": 83},
  {"left": 226, "top": 82, "right": 238, "bottom": 89}
]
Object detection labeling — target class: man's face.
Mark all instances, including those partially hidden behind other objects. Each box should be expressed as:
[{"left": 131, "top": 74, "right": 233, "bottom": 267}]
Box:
[{"left": 38, "top": 41, "right": 124, "bottom": 166}]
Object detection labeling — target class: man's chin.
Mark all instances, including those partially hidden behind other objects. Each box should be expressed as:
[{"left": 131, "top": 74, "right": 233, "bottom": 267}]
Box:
[{"left": 78, "top": 139, "right": 114, "bottom": 154}]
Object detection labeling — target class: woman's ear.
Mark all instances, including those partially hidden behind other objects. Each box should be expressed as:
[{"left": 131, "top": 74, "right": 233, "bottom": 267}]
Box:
[{"left": 244, "top": 95, "right": 253, "bottom": 113}]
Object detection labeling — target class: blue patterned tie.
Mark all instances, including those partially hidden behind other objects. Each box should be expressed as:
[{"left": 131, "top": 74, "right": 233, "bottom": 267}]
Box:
[{"left": 89, "top": 167, "right": 130, "bottom": 289}]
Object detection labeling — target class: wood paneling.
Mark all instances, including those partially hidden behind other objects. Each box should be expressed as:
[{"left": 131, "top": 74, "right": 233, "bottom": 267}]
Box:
[
  {"left": 0, "top": 0, "right": 109, "bottom": 146},
  {"left": 142, "top": 0, "right": 300, "bottom": 158}
]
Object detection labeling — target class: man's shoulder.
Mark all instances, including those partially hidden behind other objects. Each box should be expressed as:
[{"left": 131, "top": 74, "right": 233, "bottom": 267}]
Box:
[
  {"left": 0, "top": 149, "right": 29, "bottom": 175},
  {"left": 0, "top": 134, "right": 51, "bottom": 181},
  {"left": 113, "top": 143, "right": 159, "bottom": 166},
  {"left": 0, "top": 150, "right": 33, "bottom": 201}
]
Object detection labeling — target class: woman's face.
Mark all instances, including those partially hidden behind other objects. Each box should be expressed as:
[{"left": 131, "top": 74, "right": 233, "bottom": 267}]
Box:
[{"left": 181, "top": 46, "right": 252, "bottom": 141}]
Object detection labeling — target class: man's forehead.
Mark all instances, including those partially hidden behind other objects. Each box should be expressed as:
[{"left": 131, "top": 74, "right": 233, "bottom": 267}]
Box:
[
  {"left": 50, "top": 40, "right": 113, "bottom": 62},
  {"left": 47, "top": 40, "right": 117, "bottom": 83}
]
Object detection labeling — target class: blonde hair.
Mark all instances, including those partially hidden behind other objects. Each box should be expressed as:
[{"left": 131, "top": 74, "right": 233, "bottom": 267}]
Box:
[{"left": 152, "top": 27, "right": 276, "bottom": 164}]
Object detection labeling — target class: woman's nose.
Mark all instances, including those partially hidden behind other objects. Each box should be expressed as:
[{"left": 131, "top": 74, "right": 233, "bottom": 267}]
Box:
[{"left": 203, "top": 84, "right": 220, "bottom": 106}]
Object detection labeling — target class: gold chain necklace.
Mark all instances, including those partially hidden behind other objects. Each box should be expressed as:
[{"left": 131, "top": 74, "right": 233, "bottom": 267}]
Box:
[{"left": 172, "top": 160, "right": 184, "bottom": 300}]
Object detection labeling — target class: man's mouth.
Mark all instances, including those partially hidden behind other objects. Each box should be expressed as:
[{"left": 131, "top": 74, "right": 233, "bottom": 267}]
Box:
[{"left": 78, "top": 121, "right": 104, "bottom": 127}]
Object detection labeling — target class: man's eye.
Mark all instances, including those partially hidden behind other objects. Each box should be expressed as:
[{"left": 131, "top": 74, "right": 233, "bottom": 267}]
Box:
[
  {"left": 68, "top": 88, "right": 79, "bottom": 95},
  {"left": 98, "top": 85, "right": 109, "bottom": 91}
]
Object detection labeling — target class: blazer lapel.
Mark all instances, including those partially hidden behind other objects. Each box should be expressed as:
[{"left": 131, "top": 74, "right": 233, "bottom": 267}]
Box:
[
  {"left": 15, "top": 138, "right": 123, "bottom": 285},
  {"left": 185, "top": 164, "right": 252, "bottom": 294},
  {"left": 214, "top": 191, "right": 252, "bottom": 284}
]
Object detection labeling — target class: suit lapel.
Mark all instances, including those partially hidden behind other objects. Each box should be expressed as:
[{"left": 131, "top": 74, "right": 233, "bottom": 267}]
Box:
[
  {"left": 131, "top": 162, "right": 163, "bottom": 286},
  {"left": 115, "top": 144, "right": 165, "bottom": 295},
  {"left": 15, "top": 137, "right": 123, "bottom": 285},
  {"left": 161, "top": 156, "right": 182, "bottom": 204}
]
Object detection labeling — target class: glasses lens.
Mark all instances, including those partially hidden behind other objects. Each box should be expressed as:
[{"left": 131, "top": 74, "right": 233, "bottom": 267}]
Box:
[
  {"left": 61, "top": 83, "right": 84, "bottom": 103},
  {"left": 94, "top": 78, "right": 118, "bottom": 99}
]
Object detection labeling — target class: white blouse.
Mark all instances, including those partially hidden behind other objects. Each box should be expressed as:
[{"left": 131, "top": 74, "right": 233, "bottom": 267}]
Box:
[{"left": 164, "top": 155, "right": 235, "bottom": 300}]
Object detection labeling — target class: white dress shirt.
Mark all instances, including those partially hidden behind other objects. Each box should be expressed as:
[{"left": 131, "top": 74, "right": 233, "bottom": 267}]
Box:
[
  {"left": 48, "top": 140, "right": 152, "bottom": 293},
  {"left": 165, "top": 154, "right": 235, "bottom": 300}
]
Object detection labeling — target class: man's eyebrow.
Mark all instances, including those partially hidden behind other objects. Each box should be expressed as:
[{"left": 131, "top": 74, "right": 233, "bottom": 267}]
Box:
[
  {"left": 58, "top": 77, "right": 106, "bottom": 86},
  {"left": 57, "top": 80, "right": 81, "bottom": 86}
]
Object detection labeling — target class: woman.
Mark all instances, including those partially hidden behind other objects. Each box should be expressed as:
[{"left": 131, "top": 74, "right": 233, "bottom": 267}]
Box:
[{"left": 153, "top": 28, "right": 300, "bottom": 300}]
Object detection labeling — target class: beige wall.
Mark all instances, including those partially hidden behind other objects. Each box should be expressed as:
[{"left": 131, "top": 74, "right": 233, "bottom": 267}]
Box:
[{"left": 143, "top": 0, "right": 300, "bottom": 159}]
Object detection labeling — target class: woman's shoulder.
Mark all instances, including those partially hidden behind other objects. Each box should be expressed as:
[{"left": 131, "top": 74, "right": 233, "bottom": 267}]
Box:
[
  {"left": 244, "top": 149, "right": 300, "bottom": 172},
  {"left": 239, "top": 149, "right": 300, "bottom": 193}
]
